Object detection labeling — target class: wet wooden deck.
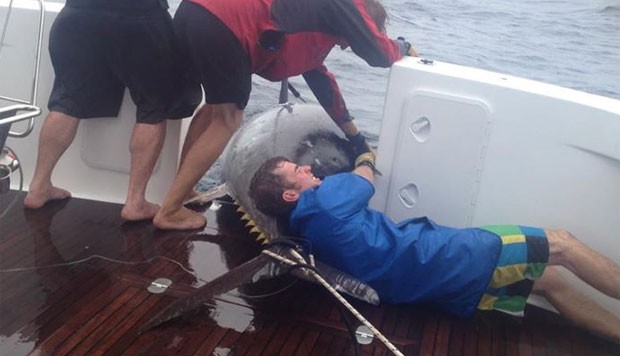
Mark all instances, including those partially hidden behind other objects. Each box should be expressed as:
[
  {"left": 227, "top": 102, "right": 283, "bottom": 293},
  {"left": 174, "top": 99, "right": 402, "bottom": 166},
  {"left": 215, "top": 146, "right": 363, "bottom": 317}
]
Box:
[{"left": 1, "top": 191, "right": 618, "bottom": 355}]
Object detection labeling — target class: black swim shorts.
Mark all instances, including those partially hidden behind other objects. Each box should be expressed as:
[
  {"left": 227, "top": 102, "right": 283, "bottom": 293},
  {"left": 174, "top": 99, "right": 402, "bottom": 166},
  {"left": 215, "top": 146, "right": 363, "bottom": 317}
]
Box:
[
  {"left": 173, "top": 1, "right": 252, "bottom": 110},
  {"left": 47, "top": 0, "right": 202, "bottom": 123}
]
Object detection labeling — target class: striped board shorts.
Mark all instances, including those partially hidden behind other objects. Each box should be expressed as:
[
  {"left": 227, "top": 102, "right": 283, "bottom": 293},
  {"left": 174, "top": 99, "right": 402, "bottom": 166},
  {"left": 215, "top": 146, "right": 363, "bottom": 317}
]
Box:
[{"left": 476, "top": 225, "right": 549, "bottom": 316}]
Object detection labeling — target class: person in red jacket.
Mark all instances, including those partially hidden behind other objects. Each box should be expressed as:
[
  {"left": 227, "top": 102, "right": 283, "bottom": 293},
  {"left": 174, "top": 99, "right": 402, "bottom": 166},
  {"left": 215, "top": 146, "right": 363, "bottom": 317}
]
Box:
[{"left": 154, "top": 0, "right": 417, "bottom": 230}]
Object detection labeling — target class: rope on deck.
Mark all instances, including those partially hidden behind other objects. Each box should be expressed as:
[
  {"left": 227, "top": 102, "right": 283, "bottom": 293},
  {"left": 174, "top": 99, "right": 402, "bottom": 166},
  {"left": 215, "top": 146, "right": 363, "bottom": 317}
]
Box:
[{"left": 262, "top": 249, "right": 405, "bottom": 356}]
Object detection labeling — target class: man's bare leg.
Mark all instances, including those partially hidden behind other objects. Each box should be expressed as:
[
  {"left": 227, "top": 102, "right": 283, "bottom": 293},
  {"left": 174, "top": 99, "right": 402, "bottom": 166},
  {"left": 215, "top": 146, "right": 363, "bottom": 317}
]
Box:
[
  {"left": 546, "top": 229, "right": 620, "bottom": 299},
  {"left": 121, "top": 121, "right": 166, "bottom": 221},
  {"left": 154, "top": 103, "right": 243, "bottom": 230},
  {"left": 180, "top": 104, "right": 211, "bottom": 167},
  {"left": 24, "top": 112, "right": 76, "bottom": 208},
  {"left": 180, "top": 104, "right": 212, "bottom": 202},
  {"left": 532, "top": 267, "right": 620, "bottom": 342}
]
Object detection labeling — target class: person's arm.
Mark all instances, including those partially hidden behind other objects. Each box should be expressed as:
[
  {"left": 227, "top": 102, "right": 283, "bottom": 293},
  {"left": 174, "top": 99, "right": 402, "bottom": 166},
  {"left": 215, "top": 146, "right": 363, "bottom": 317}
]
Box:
[
  {"left": 271, "top": 0, "right": 416, "bottom": 66},
  {"left": 352, "top": 152, "right": 375, "bottom": 184},
  {"left": 303, "top": 66, "right": 371, "bottom": 155},
  {"left": 323, "top": 0, "right": 406, "bottom": 67},
  {"left": 302, "top": 65, "right": 350, "bottom": 128}
]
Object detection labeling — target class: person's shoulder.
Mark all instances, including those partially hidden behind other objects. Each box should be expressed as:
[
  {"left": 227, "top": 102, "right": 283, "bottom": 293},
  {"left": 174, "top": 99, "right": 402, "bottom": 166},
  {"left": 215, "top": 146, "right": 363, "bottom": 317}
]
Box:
[
  {"left": 315, "top": 172, "right": 354, "bottom": 189},
  {"left": 323, "top": 172, "right": 367, "bottom": 184},
  {"left": 315, "top": 172, "right": 373, "bottom": 205}
]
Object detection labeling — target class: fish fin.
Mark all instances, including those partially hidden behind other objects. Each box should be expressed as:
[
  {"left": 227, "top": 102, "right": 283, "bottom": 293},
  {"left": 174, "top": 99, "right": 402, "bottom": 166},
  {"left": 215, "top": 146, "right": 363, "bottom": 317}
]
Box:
[
  {"left": 139, "top": 254, "right": 273, "bottom": 333},
  {"left": 183, "top": 183, "right": 228, "bottom": 206}
]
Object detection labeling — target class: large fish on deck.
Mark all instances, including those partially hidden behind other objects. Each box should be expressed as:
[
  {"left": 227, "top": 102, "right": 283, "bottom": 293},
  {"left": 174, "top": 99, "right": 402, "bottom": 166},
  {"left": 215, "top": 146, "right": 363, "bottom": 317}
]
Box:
[{"left": 141, "top": 104, "right": 380, "bottom": 331}]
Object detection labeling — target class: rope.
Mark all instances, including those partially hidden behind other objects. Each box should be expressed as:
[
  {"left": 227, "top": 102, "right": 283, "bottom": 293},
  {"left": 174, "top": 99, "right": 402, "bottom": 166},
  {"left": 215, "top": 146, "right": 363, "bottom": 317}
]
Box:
[
  {"left": 262, "top": 249, "right": 405, "bottom": 356},
  {"left": 0, "top": 254, "right": 195, "bottom": 274}
]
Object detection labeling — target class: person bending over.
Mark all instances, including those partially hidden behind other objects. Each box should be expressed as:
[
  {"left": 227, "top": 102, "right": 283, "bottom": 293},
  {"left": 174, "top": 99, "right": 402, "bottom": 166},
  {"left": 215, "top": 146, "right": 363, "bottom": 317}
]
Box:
[
  {"left": 153, "top": 0, "right": 417, "bottom": 230},
  {"left": 248, "top": 154, "right": 620, "bottom": 342}
]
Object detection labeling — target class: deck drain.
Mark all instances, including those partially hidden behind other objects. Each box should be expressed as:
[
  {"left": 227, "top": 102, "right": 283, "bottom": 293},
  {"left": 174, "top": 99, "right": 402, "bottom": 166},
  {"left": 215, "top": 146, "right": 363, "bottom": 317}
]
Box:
[
  {"left": 355, "top": 325, "right": 374, "bottom": 345},
  {"left": 148, "top": 278, "right": 173, "bottom": 294}
]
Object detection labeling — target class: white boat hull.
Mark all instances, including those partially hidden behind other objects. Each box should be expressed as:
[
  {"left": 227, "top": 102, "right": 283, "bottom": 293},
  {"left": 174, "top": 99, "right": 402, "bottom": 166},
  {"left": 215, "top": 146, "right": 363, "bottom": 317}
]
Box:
[{"left": 373, "top": 58, "right": 620, "bottom": 315}]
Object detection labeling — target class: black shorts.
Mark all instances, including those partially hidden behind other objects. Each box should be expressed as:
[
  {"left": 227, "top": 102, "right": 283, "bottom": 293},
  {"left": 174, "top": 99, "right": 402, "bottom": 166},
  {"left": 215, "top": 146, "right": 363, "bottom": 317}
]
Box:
[
  {"left": 47, "top": 0, "right": 202, "bottom": 123},
  {"left": 173, "top": 1, "right": 252, "bottom": 110}
]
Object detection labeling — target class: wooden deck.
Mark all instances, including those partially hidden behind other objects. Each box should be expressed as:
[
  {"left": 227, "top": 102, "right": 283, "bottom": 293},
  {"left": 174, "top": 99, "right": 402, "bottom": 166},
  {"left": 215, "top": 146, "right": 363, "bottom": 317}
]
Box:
[{"left": 1, "top": 191, "right": 618, "bottom": 355}]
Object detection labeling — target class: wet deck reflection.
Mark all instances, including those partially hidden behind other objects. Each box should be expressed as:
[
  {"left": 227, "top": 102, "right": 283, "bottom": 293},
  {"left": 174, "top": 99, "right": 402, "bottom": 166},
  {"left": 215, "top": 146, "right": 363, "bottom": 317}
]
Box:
[{"left": 1, "top": 191, "right": 618, "bottom": 355}]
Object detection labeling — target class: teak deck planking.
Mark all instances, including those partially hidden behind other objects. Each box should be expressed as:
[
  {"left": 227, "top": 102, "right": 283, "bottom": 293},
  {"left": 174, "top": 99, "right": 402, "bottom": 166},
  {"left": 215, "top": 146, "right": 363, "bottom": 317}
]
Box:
[{"left": 0, "top": 191, "right": 618, "bottom": 355}]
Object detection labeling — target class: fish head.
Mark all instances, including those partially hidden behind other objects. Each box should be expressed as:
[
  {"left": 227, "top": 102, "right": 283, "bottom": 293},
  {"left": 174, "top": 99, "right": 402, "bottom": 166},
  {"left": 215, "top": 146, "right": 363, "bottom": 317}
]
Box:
[{"left": 222, "top": 103, "right": 356, "bottom": 241}]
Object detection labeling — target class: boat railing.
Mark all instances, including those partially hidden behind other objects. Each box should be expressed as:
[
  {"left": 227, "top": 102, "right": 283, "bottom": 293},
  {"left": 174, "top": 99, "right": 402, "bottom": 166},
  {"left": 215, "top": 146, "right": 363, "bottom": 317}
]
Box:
[
  {"left": 0, "top": 0, "right": 45, "bottom": 140},
  {"left": 0, "top": 0, "right": 45, "bottom": 211}
]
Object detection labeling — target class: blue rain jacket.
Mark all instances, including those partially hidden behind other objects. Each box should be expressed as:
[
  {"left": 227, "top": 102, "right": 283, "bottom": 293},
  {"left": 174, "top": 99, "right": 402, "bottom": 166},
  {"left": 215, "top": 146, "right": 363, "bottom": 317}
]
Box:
[{"left": 290, "top": 173, "right": 501, "bottom": 317}]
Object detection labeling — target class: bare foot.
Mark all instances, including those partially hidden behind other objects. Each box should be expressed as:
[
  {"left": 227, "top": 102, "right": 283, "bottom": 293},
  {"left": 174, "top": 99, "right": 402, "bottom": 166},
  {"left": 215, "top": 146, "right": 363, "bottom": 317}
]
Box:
[
  {"left": 24, "top": 186, "right": 71, "bottom": 209},
  {"left": 121, "top": 201, "right": 160, "bottom": 221},
  {"left": 153, "top": 206, "right": 206, "bottom": 230}
]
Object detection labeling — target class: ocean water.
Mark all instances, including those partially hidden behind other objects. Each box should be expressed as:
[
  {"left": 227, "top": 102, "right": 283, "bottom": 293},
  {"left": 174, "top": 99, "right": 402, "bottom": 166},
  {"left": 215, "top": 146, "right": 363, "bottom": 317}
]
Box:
[
  {"left": 246, "top": 0, "right": 620, "bottom": 129},
  {"left": 171, "top": 0, "right": 620, "bottom": 188}
]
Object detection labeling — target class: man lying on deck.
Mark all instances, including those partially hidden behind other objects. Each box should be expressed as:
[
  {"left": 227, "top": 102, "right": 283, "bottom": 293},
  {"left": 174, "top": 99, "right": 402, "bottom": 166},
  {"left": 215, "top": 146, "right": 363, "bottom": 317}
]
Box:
[{"left": 248, "top": 153, "right": 620, "bottom": 342}]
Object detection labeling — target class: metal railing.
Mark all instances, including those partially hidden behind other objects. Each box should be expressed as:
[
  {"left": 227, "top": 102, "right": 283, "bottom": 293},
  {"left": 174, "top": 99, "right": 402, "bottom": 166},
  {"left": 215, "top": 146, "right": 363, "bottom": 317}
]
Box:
[
  {"left": 0, "top": 0, "right": 45, "bottom": 216},
  {"left": 0, "top": 0, "right": 45, "bottom": 138}
]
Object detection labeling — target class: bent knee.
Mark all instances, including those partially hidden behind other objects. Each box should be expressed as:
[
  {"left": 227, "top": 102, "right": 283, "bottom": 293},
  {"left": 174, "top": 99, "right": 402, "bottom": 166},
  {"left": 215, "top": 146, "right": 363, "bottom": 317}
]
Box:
[
  {"left": 211, "top": 105, "right": 243, "bottom": 132},
  {"left": 48, "top": 110, "right": 78, "bottom": 122},
  {"left": 532, "top": 266, "right": 566, "bottom": 296},
  {"left": 545, "top": 229, "right": 580, "bottom": 265}
]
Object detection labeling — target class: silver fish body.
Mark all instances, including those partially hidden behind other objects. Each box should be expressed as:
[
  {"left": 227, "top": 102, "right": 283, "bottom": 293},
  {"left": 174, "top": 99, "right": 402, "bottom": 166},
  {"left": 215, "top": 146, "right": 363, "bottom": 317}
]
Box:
[{"left": 223, "top": 103, "right": 355, "bottom": 240}]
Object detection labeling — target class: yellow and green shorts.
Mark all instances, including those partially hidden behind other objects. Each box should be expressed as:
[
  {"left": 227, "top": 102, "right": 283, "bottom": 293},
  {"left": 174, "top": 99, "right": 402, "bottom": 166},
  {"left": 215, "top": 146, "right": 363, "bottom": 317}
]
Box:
[{"left": 476, "top": 225, "right": 549, "bottom": 316}]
